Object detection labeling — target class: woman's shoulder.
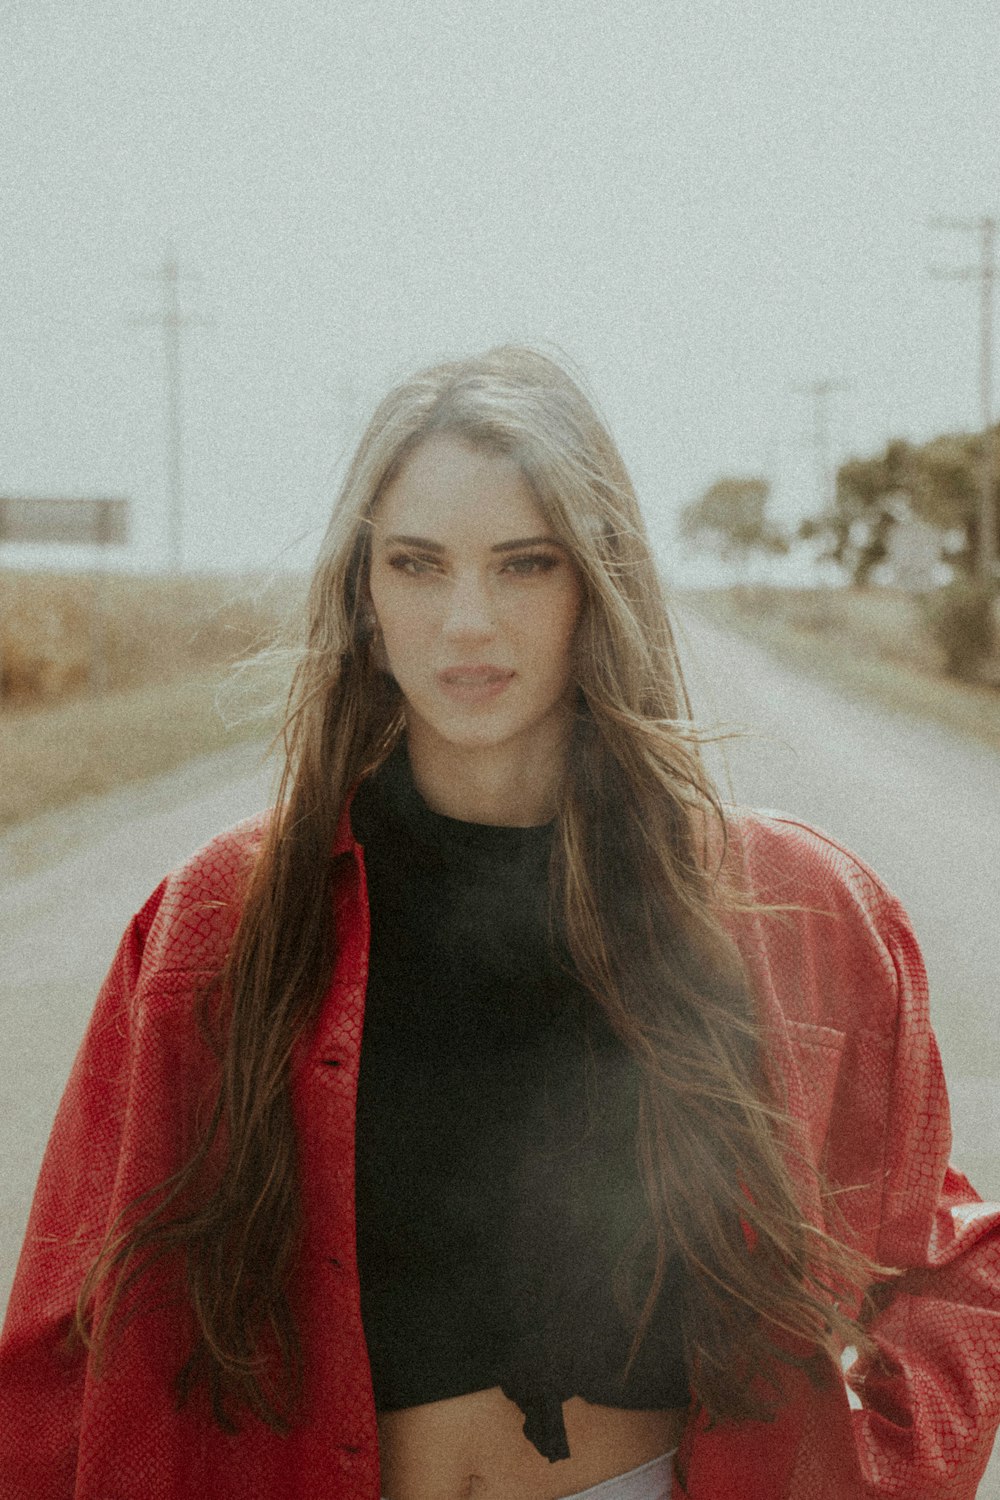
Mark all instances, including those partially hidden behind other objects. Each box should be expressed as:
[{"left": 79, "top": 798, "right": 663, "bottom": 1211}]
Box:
[
  {"left": 135, "top": 810, "right": 273, "bottom": 978},
  {"left": 720, "top": 806, "right": 922, "bottom": 1036},
  {"left": 722, "top": 805, "right": 896, "bottom": 916}
]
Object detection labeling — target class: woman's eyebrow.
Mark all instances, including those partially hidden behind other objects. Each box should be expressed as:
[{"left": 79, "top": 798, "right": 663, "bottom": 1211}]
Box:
[
  {"left": 380, "top": 534, "right": 562, "bottom": 553},
  {"left": 490, "top": 536, "right": 563, "bottom": 553},
  {"left": 381, "top": 534, "right": 447, "bottom": 552}
]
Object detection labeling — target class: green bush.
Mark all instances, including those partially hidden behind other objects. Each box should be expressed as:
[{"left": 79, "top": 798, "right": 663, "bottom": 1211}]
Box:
[{"left": 921, "top": 579, "right": 998, "bottom": 680}]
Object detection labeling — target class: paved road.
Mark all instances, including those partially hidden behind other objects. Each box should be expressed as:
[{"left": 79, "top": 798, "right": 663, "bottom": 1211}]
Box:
[{"left": 1, "top": 618, "right": 998, "bottom": 1490}]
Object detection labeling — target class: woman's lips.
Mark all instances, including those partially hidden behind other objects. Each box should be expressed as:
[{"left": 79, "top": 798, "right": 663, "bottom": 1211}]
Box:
[{"left": 436, "top": 666, "right": 515, "bottom": 704}]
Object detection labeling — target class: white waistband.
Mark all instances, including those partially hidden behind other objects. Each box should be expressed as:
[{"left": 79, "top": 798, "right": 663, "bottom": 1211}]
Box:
[
  {"left": 380, "top": 1448, "right": 676, "bottom": 1500},
  {"left": 563, "top": 1448, "right": 675, "bottom": 1500}
]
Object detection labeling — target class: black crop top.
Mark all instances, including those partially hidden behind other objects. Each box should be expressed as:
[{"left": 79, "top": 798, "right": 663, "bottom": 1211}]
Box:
[{"left": 351, "top": 745, "right": 689, "bottom": 1463}]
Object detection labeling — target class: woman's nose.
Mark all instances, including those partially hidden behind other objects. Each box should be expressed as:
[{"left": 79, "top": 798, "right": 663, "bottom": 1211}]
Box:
[{"left": 442, "top": 572, "right": 496, "bottom": 639}]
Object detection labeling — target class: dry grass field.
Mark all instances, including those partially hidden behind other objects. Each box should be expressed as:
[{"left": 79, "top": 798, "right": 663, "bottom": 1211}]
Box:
[
  {"left": 0, "top": 570, "right": 301, "bottom": 827},
  {"left": 682, "top": 585, "right": 1000, "bottom": 751},
  {"left": 0, "top": 570, "right": 300, "bottom": 705}
]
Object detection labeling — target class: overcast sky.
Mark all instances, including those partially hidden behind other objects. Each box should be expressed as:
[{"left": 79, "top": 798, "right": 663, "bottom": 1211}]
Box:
[{"left": 3, "top": 0, "right": 999, "bottom": 575}]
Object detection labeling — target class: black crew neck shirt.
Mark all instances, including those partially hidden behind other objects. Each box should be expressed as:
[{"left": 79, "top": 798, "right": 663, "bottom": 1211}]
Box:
[{"left": 350, "top": 745, "right": 689, "bottom": 1463}]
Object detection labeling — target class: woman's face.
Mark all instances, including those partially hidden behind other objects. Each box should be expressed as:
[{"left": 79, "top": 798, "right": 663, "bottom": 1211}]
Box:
[{"left": 368, "top": 434, "right": 583, "bottom": 766}]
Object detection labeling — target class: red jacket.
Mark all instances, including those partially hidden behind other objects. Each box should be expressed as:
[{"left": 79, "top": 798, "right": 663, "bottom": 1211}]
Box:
[{"left": 1, "top": 805, "right": 998, "bottom": 1499}]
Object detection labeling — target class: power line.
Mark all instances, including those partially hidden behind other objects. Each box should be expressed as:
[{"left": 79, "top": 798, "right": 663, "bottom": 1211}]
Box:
[{"left": 928, "top": 214, "right": 998, "bottom": 581}]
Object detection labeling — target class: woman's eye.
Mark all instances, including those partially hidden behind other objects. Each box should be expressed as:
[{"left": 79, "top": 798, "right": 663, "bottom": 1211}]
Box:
[
  {"left": 503, "top": 553, "right": 559, "bottom": 577},
  {"left": 387, "top": 553, "right": 438, "bottom": 577}
]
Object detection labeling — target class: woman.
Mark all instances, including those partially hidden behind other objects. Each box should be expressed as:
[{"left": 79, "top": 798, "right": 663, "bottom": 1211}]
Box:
[{"left": 1, "top": 346, "right": 998, "bottom": 1500}]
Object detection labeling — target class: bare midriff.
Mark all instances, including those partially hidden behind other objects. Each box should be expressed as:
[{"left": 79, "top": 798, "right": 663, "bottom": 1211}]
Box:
[{"left": 377, "top": 1387, "right": 689, "bottom": 1500}]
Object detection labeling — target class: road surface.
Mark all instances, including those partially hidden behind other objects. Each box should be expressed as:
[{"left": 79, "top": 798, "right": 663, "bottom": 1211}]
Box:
[{"left": 2, "top": 616, "right": 998, "bottom": 1490}]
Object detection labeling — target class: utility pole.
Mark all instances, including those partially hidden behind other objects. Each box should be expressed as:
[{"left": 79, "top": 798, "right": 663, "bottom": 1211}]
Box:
[
  {"left": 792, "top": 379, "right": 851, "bottom": 517},
  {"left": 132, "top": 251, "right": 206, "bottom": 573},
  {"left": 929, "top": 214, "right": 998, "bottom": 581}
]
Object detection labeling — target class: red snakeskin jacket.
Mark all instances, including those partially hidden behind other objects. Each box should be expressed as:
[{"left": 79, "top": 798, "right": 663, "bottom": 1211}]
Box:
[{"left": 1, "top": 804, "right": 999, "bottom": 1499}]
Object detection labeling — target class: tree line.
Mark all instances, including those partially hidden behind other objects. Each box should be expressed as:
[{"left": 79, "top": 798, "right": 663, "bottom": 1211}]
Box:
[{"left": 679, "top": 421, "right": 1000, "bottom": 679}]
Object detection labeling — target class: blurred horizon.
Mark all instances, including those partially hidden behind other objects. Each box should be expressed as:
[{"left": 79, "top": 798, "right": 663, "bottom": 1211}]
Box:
[{"left": 3, "top": 0, "right": 999, "bottom": 579}]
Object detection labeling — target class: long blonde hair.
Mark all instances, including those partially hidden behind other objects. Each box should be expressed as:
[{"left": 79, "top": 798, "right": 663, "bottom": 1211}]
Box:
[{"left": 79, "top": 345, "right": 878, "bottom": 1432}]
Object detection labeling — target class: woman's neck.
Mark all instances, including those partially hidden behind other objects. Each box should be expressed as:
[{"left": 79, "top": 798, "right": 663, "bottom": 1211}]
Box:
[{"left": 403, "top": 724, "right": 567, "bottom": 827}]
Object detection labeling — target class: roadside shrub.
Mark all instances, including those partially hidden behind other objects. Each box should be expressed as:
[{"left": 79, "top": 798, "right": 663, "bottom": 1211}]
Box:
[{"left": 921, "top": 579, "right": 998, "bottom": 680}]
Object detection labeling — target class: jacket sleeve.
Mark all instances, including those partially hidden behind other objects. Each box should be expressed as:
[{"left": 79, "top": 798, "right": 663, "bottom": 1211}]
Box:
[
  {"left": 842, "top": 896, "right": 1000, "bottom": 1497},
  {"left": 0, "top": 881, "right": 167, "bottom": 1499},
  {"left": 675, "top": 838, "right": 1000, "bottom": 1500}
]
